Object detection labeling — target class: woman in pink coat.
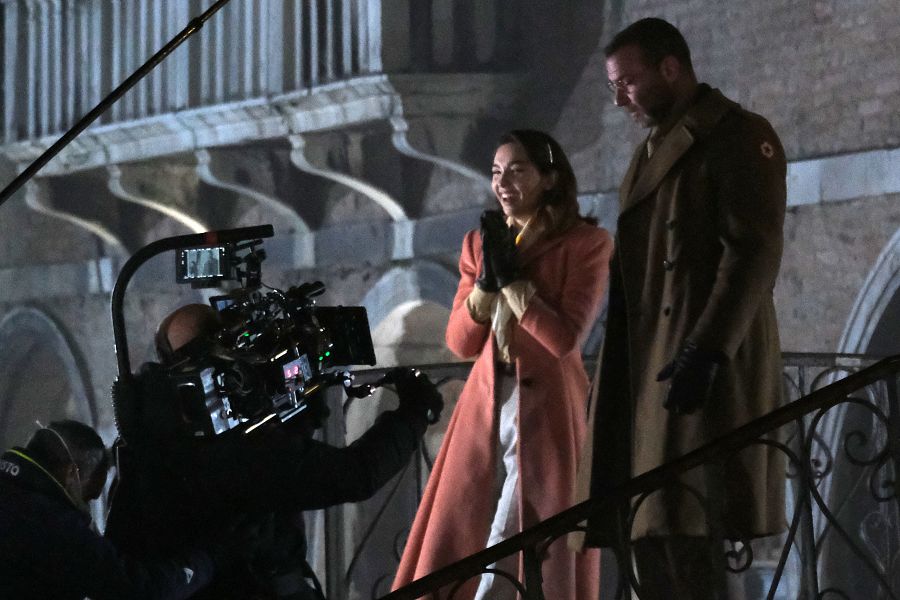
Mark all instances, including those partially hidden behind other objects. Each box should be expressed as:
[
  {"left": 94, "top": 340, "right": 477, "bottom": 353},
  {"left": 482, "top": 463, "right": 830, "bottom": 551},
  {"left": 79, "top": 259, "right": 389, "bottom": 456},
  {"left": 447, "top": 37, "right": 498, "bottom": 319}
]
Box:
[{"left": 392, "top": 130, "right": 612, "bottom": 599}]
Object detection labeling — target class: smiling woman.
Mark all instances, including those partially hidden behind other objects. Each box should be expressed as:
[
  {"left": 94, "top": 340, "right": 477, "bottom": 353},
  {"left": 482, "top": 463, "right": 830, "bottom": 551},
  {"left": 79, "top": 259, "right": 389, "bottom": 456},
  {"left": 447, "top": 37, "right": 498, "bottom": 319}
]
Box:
[
  {"left": 491, "top": 142, "right": 552, "bottom": 227},
  {"left": 392, "top": 129, "right": 613, "bottom": 600}
]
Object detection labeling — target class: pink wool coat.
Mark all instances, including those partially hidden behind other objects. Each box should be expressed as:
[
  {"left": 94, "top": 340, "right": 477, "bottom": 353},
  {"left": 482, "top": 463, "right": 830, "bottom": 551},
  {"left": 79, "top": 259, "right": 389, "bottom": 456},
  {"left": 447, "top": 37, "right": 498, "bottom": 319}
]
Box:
[{"left": 392, "top": 220, "right": 612, "bottom": 599}]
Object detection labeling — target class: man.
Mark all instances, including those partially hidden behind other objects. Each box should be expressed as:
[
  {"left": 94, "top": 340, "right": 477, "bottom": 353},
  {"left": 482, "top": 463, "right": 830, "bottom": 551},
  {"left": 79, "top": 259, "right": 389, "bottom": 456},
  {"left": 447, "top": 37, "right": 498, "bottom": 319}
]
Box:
[
  {"left": 585, "top": 17, "right": 787, "bottom": 599},
  {"left": 0, "top": 419, "right": 216, "bottom": 599},
  {"left": 107, "top": 303, "right": 444, "bottom": 599}
]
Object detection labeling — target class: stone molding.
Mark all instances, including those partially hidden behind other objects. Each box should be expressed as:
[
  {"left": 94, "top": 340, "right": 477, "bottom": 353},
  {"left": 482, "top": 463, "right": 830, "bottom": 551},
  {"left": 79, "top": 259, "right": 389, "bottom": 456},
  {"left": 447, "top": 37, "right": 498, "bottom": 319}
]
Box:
[
  {"left": 1, "top": 73, "right": 520, "bottom": 178},
  {"left": 4, "top": 154, "right": 899, "bottom": 305},
  {"left": 787, "top": 148, "right": 900, "bottom": 206}
]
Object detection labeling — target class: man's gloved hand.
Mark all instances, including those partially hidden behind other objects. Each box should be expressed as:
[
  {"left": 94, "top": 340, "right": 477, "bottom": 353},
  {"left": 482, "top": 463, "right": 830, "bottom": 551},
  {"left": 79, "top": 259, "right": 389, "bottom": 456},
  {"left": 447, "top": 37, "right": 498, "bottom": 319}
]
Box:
[
  {"left": 656, "top": 341, "right": 727, "bottom": 415},
  {"left": 387, "top": 367, "right": 444, "bottom": 425},
  {"left": 476, "top": 210, "right": 502, "bottom": 292}
]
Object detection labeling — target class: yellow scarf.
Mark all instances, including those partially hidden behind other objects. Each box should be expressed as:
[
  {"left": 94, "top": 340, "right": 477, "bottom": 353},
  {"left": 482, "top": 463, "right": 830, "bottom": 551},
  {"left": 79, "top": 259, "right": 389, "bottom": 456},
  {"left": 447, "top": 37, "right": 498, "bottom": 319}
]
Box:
[{"left": 491, "top": 215, "right": 544, "bottom": 363}]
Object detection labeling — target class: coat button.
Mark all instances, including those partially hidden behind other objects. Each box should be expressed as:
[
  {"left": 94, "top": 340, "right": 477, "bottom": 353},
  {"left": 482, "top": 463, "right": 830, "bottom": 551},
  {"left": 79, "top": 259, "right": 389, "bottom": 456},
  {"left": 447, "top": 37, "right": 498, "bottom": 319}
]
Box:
[
  {"left": 666, "top": 219, "right": 676, "bottom": 230},
  {"left": 520, "top": 378, "right": 534, "bottom": 387},
  {"left": 663, "top": 306, "right": 672, "bottom": 316},
  {"left": 663, "top": 259, "right": 675, "bottom": 271}
]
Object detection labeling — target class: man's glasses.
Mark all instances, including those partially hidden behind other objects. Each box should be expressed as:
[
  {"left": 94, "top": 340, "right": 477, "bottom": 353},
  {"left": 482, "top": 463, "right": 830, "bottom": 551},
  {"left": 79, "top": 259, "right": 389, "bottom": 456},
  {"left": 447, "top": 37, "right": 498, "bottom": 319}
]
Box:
[{"left": 606, "top": 59, "right": 662, "bottom": 94}]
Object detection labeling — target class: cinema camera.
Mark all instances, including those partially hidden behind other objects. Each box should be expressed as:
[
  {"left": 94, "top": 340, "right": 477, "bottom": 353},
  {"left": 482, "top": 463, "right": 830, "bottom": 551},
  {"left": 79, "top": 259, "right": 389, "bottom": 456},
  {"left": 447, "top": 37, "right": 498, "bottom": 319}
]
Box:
[{"left": 111, "top": 225, "right": 414, "bottom": 442}]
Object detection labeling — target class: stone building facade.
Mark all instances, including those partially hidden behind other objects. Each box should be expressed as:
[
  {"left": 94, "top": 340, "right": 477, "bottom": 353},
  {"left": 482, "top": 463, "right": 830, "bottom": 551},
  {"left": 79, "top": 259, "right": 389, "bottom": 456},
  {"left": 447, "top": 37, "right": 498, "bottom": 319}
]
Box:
[{"left": 0, "top": 0, "right": 898, "bottom": 597}]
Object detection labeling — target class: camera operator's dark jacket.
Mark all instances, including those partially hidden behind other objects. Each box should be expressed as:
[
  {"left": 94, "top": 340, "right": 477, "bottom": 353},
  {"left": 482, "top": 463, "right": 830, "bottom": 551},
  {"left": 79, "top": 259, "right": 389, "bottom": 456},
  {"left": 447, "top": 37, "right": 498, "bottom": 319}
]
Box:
[
  {"left": 0, "top": 447, "right": 214, "bottom": 600},
  {"left": 107, "top": 366, "right": 431, "bottom": 599}
]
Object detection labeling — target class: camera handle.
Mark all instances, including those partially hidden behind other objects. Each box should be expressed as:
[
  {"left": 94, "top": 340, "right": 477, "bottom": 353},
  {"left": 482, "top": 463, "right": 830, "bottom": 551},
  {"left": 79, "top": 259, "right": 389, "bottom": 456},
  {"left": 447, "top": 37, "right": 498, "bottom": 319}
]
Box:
[
  {"left": 110, "top": 225, "right": 273, "bottom": 443},
  {"left": 340, "top": 369, "right": 442, "bottom": 425},
  {"left": 111, "top": 225, "right": 274, "bottom": 379}
]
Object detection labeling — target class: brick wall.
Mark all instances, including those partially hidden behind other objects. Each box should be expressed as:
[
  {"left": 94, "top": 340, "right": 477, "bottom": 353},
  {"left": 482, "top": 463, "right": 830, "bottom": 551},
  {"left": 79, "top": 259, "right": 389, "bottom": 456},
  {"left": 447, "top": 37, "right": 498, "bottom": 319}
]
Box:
[
  {"left": 554, "top": 0, "right": 900, "bottom": 353},
  {"left": 778, "top": 193, "right": 900, "bottom": 351},
  {"left": 563, "top": 0, "right": 900, "bottom": 192}
]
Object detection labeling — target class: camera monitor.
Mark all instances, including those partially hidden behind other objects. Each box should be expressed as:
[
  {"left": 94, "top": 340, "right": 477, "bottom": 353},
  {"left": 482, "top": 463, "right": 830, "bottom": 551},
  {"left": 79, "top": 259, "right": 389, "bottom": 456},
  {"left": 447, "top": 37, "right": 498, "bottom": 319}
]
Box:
[
  {"left": 176, "top": 245, "right": 232, "bottom": 285},
  {"left": 313, "top": 306, "right": 377, "bottom": 367}
]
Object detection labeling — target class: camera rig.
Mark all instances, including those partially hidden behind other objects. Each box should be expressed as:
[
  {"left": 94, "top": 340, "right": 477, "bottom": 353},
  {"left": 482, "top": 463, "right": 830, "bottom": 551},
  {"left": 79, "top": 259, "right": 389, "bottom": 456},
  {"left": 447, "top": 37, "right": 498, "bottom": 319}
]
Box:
[{"left": 111, "top": 225, "right": 382, "bottom": 441}]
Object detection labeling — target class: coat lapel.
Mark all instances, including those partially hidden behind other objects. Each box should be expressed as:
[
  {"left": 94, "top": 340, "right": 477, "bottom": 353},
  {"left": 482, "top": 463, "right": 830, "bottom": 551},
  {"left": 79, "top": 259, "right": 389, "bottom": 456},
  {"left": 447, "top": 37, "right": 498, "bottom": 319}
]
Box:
[
  {"left": 621, "top": 125, "right": 695, "bottom": 214},
  {"left": 518, "top": 232, "right": 568, "bottom": 267},
  {"left": 618, "top": 142, "right": 646, "bottom": 209},
  {"left": 619, "top": 85, "right": 735, "bottom": 216}
]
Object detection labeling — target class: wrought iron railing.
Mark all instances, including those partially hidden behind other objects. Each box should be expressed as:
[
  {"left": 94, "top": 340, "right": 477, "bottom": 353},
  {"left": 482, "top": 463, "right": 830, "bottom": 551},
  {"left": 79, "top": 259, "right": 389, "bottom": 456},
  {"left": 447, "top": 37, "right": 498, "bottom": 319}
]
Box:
[{"left": 314, "top": 353, "right": 899, "bottom": 600}]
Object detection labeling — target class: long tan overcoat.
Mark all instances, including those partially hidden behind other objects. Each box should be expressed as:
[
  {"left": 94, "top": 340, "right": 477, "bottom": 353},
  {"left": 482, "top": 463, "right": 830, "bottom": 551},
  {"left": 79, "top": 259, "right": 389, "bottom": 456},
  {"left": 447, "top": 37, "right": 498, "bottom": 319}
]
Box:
[
  {"left": 583, "top": 85, "right": 787, "bottom": 544},
  {"left": 393, "top": 221, "right": 612, "bottom": 599}
]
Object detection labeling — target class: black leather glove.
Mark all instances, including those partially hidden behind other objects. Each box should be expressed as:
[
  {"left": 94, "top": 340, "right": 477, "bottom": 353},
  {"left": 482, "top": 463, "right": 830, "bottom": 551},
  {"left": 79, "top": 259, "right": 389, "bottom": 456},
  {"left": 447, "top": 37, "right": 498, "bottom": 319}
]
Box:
[
  {"left": 656, "top": 341, "right": 727, "bottom": 415},
  {"left": 479, "top": 209, "right": 520, "bottom": 289},
  {"left": 387, "top": 367, "right": 444, "bottom": 425},
  {"left": 491, "top": 225, "right": 520, "bottom": 289},
  {"left": 476, "top": 211, "right": 502, "bottom": 292}
]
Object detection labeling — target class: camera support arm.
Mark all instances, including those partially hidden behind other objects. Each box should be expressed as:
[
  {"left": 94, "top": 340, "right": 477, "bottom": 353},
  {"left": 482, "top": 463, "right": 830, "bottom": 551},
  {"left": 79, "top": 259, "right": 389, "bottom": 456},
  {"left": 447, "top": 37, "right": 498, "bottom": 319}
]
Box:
[{"left": 111, "top": 225, "right": 274, "bottom": 379}]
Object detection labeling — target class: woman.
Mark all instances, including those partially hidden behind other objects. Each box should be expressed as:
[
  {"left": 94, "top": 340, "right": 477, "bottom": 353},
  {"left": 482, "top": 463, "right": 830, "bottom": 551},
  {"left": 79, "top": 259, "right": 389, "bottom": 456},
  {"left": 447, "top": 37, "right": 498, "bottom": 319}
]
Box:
[{"left": 392, "top": 130, "right": 612, "bottom": 599}]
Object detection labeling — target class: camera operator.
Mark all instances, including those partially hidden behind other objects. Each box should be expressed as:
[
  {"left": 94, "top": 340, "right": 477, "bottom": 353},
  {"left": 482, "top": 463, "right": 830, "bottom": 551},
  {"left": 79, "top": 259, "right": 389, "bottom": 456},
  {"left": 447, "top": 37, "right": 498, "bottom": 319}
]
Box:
[
  {"left": 0, "top": 419, "right": 218, "bottom": 599},
  {"left": 106, "top": 303, "right": 444, "bottom": 599}
]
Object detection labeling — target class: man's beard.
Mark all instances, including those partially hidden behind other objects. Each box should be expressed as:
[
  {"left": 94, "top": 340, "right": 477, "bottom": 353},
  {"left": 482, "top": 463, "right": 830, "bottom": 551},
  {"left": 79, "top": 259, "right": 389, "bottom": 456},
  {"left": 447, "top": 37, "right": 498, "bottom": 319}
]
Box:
[{"left": 641, "top": 84, "right": 677, "bottom": 128}]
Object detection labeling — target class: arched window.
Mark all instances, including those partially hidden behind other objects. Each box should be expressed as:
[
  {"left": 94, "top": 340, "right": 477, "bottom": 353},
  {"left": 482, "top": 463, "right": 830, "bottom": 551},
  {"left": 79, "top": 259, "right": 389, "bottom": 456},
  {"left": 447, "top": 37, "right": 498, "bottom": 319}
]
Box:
[
  {"left": 0, "top": 306, "right": 98, "bottom": 449},
  {"left": 0, "top": 306, "right": 104, "bottom": 524},
  {"left": 840, "top": 226, "right": 900, "bottom": 355},
  {"left": 809, "top": 227, "right": 900, "bottom": 596}
]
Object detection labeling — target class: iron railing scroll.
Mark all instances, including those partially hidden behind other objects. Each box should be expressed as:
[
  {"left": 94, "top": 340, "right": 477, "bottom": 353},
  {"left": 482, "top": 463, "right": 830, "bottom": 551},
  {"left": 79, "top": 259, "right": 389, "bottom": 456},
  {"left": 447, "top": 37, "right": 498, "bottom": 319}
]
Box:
[{"left": 375, "top": 354, "right": 900, "bottom": 600}]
